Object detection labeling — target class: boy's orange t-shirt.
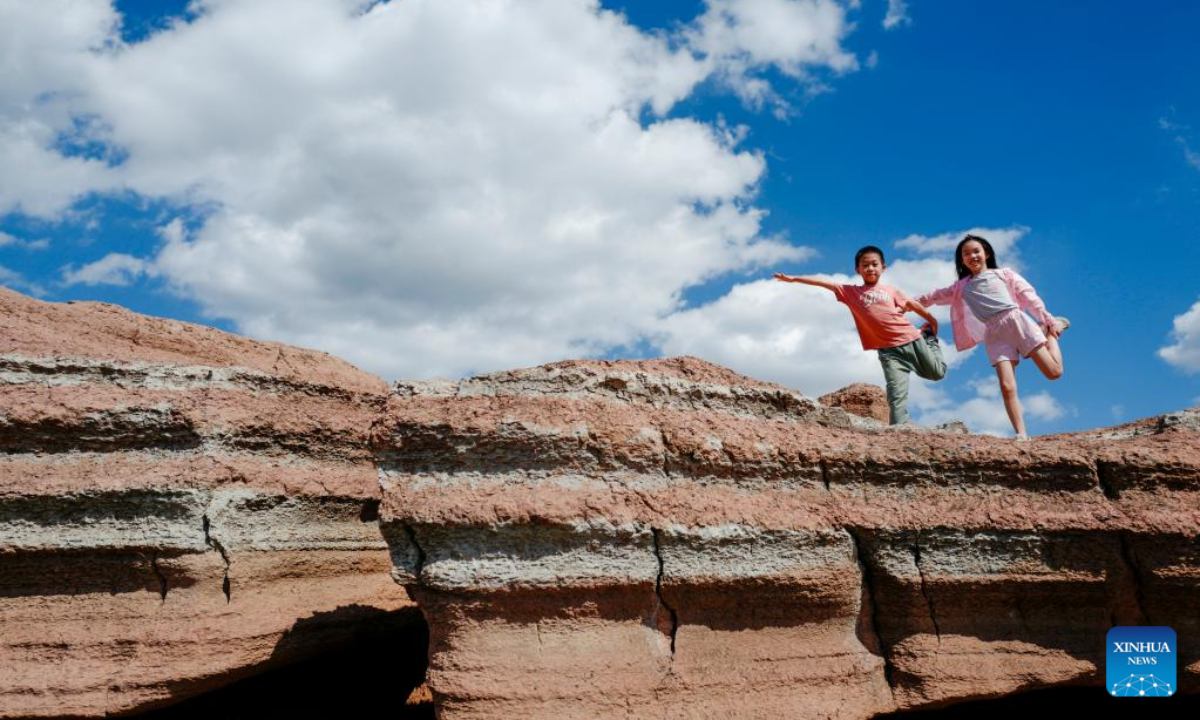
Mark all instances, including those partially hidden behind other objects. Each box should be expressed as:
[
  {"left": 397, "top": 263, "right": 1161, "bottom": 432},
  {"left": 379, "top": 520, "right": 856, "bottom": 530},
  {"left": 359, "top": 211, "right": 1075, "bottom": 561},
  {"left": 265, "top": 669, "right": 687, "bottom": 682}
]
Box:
[{"left": 833, "top": 283, "right": 922, "bottom": 351}]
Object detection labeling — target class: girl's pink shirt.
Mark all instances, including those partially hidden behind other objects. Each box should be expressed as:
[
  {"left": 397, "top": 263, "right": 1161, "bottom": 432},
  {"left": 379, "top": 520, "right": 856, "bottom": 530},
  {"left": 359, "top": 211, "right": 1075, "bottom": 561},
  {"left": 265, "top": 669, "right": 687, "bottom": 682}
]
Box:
[{"left": 916, "top": 267, "right": 1055, "bottom": 352}]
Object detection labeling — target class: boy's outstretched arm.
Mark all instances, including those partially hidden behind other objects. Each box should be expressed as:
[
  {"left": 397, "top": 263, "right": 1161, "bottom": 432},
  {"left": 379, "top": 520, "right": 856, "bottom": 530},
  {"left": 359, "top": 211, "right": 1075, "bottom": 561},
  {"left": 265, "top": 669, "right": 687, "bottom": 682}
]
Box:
[
  {"left": 904, "top": 298, "right": 938, "bottom": 336},
  {"left": 773, "top": 273, "right": 840, "bottom": 293}
]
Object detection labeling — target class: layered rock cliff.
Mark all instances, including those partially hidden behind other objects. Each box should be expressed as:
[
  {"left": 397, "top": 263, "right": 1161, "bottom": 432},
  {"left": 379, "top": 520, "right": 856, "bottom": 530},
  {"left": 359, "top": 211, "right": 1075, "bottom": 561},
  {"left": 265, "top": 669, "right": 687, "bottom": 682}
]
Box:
[
  {"left": 0, "top": 288, "right": 415, "bottom": 716},
  {"left": 2, "top": 286, "right": 1197, "bottom": 718},
  {"left": 374, "top": 360, "right": 1199, "bottom": 718}
]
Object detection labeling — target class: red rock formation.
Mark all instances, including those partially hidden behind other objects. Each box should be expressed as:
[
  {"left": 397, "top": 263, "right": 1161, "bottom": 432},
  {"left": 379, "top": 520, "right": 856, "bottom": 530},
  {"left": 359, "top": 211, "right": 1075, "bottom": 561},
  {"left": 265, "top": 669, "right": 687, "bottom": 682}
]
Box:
[
  {"left": 0, "top": 288, "right": 414, "bottom": 717},
  {"left": 374, "top": 358, "right": 1200, "bottom": 718},
  {"left": 820, "top": 382, "right": 890, "bottom": 424},
  {"left": 4, "top": 287, "right": 1198, "bottom": 719}
]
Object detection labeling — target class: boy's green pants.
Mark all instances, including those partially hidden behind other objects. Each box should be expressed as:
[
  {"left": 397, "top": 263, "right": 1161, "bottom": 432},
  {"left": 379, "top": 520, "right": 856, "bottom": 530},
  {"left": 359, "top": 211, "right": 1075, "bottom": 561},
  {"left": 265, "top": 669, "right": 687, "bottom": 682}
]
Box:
[{"left": 877, "top": 335, "right": 947, "bottom": 425}]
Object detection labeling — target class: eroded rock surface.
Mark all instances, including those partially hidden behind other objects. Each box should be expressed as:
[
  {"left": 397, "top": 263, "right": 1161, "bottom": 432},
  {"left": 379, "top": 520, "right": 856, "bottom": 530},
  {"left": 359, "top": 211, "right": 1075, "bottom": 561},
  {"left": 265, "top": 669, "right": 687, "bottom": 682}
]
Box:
[
  {"left": 0, "top": 288, "right": 413, "bottom": 717},
  {"left": 820, "top": 382, "right": 890, "bottom": 424},
  {"left": 375, "top": 358, "right": 1200, "bottom": 719},
  {"left": 4, "top": 287, "right": 1198, "bottom": 719}
]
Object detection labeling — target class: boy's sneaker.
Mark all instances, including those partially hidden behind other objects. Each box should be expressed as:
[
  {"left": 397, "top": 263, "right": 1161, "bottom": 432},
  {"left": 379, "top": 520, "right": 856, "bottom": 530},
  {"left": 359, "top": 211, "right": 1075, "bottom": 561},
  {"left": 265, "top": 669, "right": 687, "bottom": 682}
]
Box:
[{"left": 1015, "top": 432, "right": 1030, "bottom": 442}]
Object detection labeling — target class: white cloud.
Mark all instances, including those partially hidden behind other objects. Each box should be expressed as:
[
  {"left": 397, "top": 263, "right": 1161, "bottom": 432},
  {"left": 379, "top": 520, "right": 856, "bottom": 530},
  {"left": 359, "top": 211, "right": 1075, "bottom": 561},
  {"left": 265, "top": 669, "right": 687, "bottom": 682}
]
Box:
[
  {"left": 690, "top": 0, "right": 858, "bottom": 74},
  {"left": 656, "top": 274, "right": 882, "bottom": 396},
  {"left": 1024, "top": 391, "right": 1066, "bottom": 421},
  {"left": 0, "top": 264, "right": 46, "bottom": 297},
  {"left": 1177, "top": 138, "right": 1200, "bottom": 171},
  {"left": 0, "top": 265, "right": 24, "bottom": 286},
  {"left": 0, "top": 0, "right": 123, "bottom": 216},
  {"left": 894, "top": 225, "right": 1029, "bottom": 270},
  {"left": 0, "top": 0, "right": 862, "bottom": 380},
  {"left": 687, "top": 0, "right": 858, "bottom": 113},
  {"left": 1184, "top": 145, "right": 1200, "bottom": 170},
  {"left": 1159, "top": 298, "right": 1200, "bottom": 372},
  {"left": 914, "top": 393, "right": 1010, "bottom": 435},
  {"left": 61, "top": 252, "right": 150, "bottom": 286},
  {"left": 0, "top": 230, "right": 50, "bottom": 250},
  {"left": 1159, "top": 114, "right": 1200, "bottom": 171},
  {"left": 882, "top": 0, "right": 911, "bottom": 30},
  {"left": 915, "top": 379, "right": 1065, "bottom": 436}
]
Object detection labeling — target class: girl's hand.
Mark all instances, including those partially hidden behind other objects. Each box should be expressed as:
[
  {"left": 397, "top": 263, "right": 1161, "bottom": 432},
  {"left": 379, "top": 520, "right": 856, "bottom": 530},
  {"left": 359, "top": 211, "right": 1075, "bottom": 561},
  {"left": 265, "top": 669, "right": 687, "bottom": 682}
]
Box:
[{"left": 1044, "top": 321, "right": 1062, "bottom": 339}]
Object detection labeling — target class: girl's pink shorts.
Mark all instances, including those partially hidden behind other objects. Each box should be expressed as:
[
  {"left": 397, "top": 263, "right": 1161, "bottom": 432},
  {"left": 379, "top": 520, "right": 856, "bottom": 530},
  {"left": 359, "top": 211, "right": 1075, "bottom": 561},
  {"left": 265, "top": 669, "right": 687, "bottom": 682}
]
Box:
[{"left": 983, "top": 308, "right": 1047, "bottom": 366}]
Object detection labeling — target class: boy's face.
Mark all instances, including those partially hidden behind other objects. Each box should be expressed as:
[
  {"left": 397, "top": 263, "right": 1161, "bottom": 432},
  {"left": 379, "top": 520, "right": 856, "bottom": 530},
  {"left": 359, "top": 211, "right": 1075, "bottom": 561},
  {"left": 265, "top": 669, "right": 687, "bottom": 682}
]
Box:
[{"left": 856, "top": 253, "right": 884, "bottom": 284}]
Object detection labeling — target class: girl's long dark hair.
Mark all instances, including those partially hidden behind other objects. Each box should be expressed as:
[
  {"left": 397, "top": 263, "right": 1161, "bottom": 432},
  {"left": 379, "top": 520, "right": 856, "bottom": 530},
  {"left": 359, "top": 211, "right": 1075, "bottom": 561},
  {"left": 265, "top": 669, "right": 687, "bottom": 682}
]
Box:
[{"left": 955, "top": 234, "right": 998, "bottom": 279}]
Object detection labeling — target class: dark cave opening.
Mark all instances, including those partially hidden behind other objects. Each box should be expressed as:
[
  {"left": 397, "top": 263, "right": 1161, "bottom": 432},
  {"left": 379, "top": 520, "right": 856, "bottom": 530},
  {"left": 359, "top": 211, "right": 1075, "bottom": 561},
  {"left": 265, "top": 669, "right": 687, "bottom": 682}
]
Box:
[{"left": 137, "top": 607, "right": 432, "bottom": 718}]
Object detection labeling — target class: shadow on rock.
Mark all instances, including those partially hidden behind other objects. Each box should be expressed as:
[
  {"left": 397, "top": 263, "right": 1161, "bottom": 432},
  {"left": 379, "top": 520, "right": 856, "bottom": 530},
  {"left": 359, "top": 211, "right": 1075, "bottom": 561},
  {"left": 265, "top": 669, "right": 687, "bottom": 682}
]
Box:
[
  {"left": 878, "top": 685, "right": 1200, "bottom": 718},
  {"left": 140, "top": 605, "right": 431, "bottom": 717}
]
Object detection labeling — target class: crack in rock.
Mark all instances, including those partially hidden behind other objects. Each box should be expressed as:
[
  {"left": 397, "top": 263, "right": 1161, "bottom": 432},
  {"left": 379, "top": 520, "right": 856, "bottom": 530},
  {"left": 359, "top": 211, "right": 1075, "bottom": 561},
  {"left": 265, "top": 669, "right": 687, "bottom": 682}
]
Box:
[
  {"left": 402, "top": 523, "right": 427, "bottom": 581},
  {"left": 202, "top": 514, "right": 231, "bottom": 603},
  {"left": 846, "top": 528, "right": 897, "bottom": 701},
  {"left": 149, "top": 552, "right": 168, "bottom": 602},
  {"left": 651, "top": 528, "right": 678, "bottom": 656},
  {"left": 1117, "top": 533, "right": 1150, "bottom": 625},
  {"left": 1095, "top": 461, "right": 1121, "bottom": 500},
  {"left": 913, "top": 532, "right": 941, "bottom": 646}
]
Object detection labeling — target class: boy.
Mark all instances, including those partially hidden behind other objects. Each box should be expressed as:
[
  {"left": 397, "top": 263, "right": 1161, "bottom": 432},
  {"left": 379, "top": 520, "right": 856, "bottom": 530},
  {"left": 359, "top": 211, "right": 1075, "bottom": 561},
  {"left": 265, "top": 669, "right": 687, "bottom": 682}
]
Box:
[{"left": 774, "top": 246, "right": 946, "bottom": 425}]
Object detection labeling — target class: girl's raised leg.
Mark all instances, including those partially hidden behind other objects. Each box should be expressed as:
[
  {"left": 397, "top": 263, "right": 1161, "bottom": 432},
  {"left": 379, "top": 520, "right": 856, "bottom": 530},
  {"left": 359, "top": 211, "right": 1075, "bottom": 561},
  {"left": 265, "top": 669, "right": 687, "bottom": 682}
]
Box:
[
  {"left": 1030, "top": 335, "right": 1063, "bottom": 380},
  {"left": 994, "top": 360, "right": 1026, "bottom": 438}
]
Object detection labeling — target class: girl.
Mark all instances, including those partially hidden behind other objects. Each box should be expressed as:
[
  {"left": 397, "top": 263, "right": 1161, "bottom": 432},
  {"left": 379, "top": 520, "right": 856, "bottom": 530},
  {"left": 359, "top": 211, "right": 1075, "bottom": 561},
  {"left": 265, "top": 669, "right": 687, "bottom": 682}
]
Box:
[{"left": 916, "top": 234, "right": 1069, "bottom": 440}]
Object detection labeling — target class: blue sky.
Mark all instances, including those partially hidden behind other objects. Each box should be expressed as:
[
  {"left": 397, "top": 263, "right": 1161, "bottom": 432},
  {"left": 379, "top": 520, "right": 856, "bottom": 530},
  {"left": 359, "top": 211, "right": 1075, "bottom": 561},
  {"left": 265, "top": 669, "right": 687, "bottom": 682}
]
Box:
[{"left": 2, "top": 0, "right": 1199, "bottom": 435}]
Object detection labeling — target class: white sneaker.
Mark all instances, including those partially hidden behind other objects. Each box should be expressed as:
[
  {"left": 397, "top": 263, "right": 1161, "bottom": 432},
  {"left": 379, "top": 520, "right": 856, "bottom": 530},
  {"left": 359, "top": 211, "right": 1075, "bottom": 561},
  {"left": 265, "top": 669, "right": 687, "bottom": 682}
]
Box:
[{"left": 1015, "top": 432, "right": 1029, "bottom": 442}]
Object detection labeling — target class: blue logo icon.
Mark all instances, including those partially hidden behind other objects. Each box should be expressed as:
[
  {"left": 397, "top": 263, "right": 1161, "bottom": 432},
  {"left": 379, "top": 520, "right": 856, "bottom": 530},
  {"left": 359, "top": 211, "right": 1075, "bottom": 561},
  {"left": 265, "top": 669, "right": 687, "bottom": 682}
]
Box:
[{"left": 1107, "top": 626, "right": 1176, "bottom": 697}]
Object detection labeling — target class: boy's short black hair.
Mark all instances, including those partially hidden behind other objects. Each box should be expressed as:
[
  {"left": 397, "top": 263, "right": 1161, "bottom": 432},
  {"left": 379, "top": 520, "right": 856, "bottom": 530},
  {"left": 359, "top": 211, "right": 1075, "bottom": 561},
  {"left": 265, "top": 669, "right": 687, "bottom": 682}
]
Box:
[{"left": 854, "top": 245, "right": 886, "bottom": 268}]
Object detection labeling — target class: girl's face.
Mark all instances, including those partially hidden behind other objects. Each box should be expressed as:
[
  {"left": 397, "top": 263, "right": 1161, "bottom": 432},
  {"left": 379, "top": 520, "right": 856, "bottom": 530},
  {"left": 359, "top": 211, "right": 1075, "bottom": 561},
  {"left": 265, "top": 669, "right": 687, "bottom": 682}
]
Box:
[{"left": 961, "top": 240, "right": 989, "bottom": 276}]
